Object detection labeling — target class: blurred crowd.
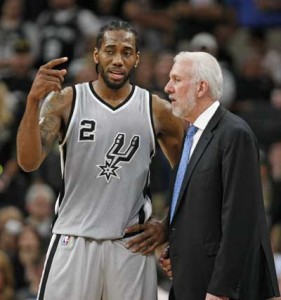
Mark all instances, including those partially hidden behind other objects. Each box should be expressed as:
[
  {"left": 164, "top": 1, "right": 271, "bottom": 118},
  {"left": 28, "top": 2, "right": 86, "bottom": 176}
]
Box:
[{"left": 0, "top": 0, "right": 280, "bottom": 299}]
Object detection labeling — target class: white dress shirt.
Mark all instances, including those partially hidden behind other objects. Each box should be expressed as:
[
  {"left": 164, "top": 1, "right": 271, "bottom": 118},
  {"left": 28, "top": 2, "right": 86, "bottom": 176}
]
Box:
[{"left": 189, "top": 101, "right": 220, "bottom": 158}]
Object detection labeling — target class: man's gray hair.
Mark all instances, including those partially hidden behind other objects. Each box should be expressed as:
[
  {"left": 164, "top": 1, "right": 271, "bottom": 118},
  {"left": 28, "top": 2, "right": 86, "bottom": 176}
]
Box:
[{"left": 174, "top": 51, "right": 223, "bottom": 101}]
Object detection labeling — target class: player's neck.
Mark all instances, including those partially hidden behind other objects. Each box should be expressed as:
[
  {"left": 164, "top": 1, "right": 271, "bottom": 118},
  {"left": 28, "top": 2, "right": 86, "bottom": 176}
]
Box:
[{"left": 92, "top": 80, "right": 133, "bottom": 105}]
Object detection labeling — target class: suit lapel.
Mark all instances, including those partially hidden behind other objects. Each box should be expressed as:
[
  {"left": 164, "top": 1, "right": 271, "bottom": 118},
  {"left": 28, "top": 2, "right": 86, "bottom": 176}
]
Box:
[{"left": 172, "top": 105, "right": 227, "bottom": 222}]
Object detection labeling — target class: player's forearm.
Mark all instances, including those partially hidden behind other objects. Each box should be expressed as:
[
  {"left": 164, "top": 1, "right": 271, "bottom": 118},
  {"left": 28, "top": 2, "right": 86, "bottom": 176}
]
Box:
[{"left": 16, "top": 97, "right": 45, "bottom": 171}]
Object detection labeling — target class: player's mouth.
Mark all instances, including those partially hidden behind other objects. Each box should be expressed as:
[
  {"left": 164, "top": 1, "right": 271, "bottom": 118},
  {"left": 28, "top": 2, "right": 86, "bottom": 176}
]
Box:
[{"left": 109, "top": 69, "right": 125, "bottom": 81}]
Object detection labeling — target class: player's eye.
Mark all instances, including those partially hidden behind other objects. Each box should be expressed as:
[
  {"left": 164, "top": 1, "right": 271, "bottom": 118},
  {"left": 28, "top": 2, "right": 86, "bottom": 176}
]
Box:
[{"left": 124, "top": 51, "right": 132, "bottom": 57}]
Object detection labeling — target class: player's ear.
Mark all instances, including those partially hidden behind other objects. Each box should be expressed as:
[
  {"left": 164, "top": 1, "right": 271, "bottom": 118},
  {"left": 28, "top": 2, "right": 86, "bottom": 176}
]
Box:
[
  {"left": 135, "top": 51, "right": 140, "bottom": 68},
  {"left": 93, "top": 47, "right": 99, "bottom": 64}
]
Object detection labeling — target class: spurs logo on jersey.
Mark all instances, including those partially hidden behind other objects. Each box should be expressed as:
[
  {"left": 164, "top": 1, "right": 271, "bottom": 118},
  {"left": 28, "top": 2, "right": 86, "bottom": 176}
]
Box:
[
  {"left": 97, "top": 133, "right": 140, "bottom": 183},
  {"left": 55, "top": 83, "right": 155, "bottom": 239}
]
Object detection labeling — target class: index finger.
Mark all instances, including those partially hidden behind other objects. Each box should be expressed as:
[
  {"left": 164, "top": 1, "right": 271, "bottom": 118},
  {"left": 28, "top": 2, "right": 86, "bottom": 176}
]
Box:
[
  {"left": 125, "top": 232, "right": 146, "bottom": 249},
  {"left": 124, "top": 223, "right": 144, "bottom": 234},
  {"left": 42, "top": 57, "right": 68, "bottom": 69}
]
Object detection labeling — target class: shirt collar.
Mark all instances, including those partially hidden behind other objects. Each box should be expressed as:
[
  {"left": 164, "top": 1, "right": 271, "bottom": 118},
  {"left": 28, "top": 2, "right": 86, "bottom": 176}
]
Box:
[{"left": 193, "top": 101, "right": 220, "bottom": 131}]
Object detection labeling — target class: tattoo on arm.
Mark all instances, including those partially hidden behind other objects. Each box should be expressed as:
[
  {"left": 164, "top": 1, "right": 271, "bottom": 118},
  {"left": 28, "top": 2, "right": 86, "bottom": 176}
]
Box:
[
  {"left": 40, "top": 115, "right": 60, "bottom": 154},
  {"left": 39, "top": 97, "right": 62, "bottom": 155},
  {"left": 54, "top": 91, "right": 65, "bottom": 104}
]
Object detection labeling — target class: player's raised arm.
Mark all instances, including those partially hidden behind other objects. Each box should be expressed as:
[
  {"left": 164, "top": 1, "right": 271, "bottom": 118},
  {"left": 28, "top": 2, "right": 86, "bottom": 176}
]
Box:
[{"left": 17, "top": 57, "right": 69, "bottom": 172}]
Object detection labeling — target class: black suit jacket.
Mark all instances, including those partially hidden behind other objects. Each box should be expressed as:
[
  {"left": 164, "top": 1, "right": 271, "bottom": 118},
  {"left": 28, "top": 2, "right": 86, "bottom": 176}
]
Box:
[{"left": 168, "top": 105, "right": 280, "bottom": 300}]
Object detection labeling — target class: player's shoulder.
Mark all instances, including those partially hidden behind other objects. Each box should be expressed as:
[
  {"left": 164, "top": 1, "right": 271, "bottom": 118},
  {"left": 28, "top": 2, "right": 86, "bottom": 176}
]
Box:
[
  {"left": 151, "top": 93, "right": 172, "bottom": 116},
  {"left": 48, "top": 85, "right": 73, "bottom": 103},
  {"left": 41, "top": 86, "right": 73, "bottom": 116}
]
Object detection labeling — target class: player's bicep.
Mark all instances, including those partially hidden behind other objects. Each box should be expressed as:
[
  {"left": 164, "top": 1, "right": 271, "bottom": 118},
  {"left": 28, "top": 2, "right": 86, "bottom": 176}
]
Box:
[
  {"left": 39, "top": 114, "right": 60, "bottom": 155},
  {"left": 39, "top": 93, "right": 62, "bottom": 155}
]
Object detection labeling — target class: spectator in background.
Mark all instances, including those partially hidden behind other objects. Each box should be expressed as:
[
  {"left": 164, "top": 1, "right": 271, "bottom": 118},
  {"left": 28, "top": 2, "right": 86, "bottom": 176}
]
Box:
[
  {"left": 224, "top": 0, "right": 281, "bottom": 76},
  {"left": 248, "top": 28, "right": 281, "bottom": 87},
  {"left": 16, "top": 253, "right": 45, "bottom": 300},
  {"left": 67, "top": 34, "right": 98, "bottom": 84},
  {"left": 16, "top": 225, "right": 44, "bottom": 291},
  {"left": 76, "top": 0, "right": 123, "bottom": 16},
  {"left": 0, "top": 82, "right": 28, "bottom": 210},
  {"left": 0, "top": 250, "right": 15, "bottom": 300},
  {"left": 234, "top": 50, "right": 274, "bottom": 104},
  {"left": 152, "top": 51, "right": 174, "bottom": 99},
  {"left": 226, "top": 0, "right": 281, "bottom": 28},
  {"left": 93, "top": 0, "right": 123, "bottom": 26},
  {"left": 23, "top": 0, "right": 47, "bottom": 22},
  {"left": 167, "top": 0, "right": 234, "bottom": 42},
  {"left": 0, "top": 208, "right": 23, "bottom": 260},
  {"left": 0, "top": 39, "right": 34, "bottom": 175},
  {"left": 30, "top": 145, "right": 62, "bottom": 197},
  {"left": 17, "top": 225, "right": 43, "bottom": 269},
  {"left": 24, "top": 182, "right": 55, "bottom": 243},
  {"left": 0, "top": 206, "right": 24, "bottom": 235},
  {"left": 0, "top": 38, "right": 34, "bottom": 88},
  {"left": 122, "top": 0, "right": 175, "bottom": 51},
  {"left": 265, "top": 141, "right": 281, "bottom": 182},
  {"left": 0, "top": 82, "right": 15, "bottom": 194},
  {"left": 0, "top": 0, "right": 39, "bottom": 77},
  {"left": 212, "top": 21, "right": 236, "bottom": 71},
  {"left": 0, "top": 38, "right": 35, "bottom": 103},
  {"left": 271, "top": 88, "right": 281, "bottom": 110},
  {"left": 132, "top": 49, "right": 155, "bottom": 91},
  {"left": 36, "top": 0, "right": 101, "bottom": 70},
  {"left": 0, "top": 206, "right": 25, "bottom": 290}
]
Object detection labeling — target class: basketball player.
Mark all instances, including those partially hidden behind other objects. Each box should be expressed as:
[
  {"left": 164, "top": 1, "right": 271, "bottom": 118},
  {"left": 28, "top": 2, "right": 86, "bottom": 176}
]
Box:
[{"left": 16, "top": 21, "right": 183, "bottom": 300}]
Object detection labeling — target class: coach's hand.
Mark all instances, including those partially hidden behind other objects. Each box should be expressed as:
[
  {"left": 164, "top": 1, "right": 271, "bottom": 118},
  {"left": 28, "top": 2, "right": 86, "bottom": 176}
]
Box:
[
  {"left": 28, "top": 57, "right": 68, "bottom": 102},
  {"left": 124, "top": 218, "right": 165, "bottom": 255},
  {"left": 159, "top": 245, "right": 172, "bottom": 279}
]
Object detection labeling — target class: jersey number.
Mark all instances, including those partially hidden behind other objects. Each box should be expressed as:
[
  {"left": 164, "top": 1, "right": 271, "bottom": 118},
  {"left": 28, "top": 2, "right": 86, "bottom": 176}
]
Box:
[{"left": 79, "top": 119, "right": 96, "bottom": 141}]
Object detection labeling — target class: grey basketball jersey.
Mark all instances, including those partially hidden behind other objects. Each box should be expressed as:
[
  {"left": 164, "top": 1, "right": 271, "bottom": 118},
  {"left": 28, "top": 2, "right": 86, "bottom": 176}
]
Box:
[{"left": 52, "top": 82, "right": 156, "bottom": 239}]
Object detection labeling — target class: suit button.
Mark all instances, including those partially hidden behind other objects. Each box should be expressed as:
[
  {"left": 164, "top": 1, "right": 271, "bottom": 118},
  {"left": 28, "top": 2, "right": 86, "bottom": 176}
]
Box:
[{"left": 171, "top": 227, "right": 176, "bottom": 231}]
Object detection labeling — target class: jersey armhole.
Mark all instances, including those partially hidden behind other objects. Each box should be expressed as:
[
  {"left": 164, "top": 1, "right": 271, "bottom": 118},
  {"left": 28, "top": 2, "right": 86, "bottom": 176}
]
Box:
[{"left": 59, "top": 85, "right": 77, "bottom": 146}]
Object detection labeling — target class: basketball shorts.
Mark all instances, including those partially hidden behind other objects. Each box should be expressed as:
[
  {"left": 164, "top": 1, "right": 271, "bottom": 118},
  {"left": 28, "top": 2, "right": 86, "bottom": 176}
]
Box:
[{"left": 37, "top": 234, "right": 158, "bottom": 300}]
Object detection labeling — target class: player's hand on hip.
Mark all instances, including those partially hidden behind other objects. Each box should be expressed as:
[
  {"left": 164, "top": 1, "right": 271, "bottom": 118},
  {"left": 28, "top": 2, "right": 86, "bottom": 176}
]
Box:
[
  {"left": 205, "top": 293, "right": 229, "bottom": 300},
  {"left": 28, "top": 57, "right": 68, "bottom": 101},
  {"left": 124, "top": 218, "right": 165, "bottom": 255},
  {"left": 159, "top": 245, "right": 172, "bottom": 279}
]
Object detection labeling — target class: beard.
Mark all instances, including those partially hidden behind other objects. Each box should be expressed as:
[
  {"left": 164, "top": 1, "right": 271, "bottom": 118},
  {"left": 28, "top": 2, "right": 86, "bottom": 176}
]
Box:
[
  {"left": 172, "top": 89, "right": 197, "bottom": 119},
  {"left": 98, "top": 65, "right": 135, "bottom": 90}
]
